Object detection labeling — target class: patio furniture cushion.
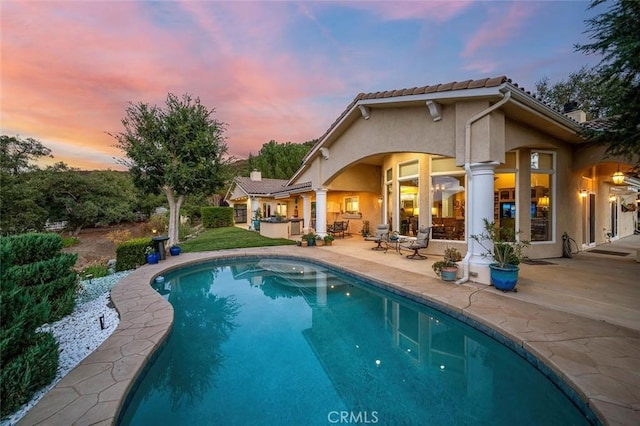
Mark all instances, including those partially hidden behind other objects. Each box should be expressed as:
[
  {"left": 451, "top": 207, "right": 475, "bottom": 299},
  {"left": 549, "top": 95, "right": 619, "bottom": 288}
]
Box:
[
  {"left": 328, "top": 221, "right": 346, "bottom": 238},
  {"left": 401, "top": 227, "right": 431, "bottom": 259},
  {"left": 364, "top": 224, "right": 390, "bottom": 250}
]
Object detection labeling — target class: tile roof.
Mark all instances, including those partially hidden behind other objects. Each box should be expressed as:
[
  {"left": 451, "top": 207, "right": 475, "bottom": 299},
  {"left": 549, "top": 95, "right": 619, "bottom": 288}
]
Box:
[
  {"left": 271, "top": 181, "right": 312, "bottom": 196},
  {"left": 309, "top": 75, "right": 597, "bottom": 155},
  {"left": 315, "top": 76, "right": 513, "bottom": 145},
  {"left": 235, "top": 176, "right": 288, "bottom": 196}
]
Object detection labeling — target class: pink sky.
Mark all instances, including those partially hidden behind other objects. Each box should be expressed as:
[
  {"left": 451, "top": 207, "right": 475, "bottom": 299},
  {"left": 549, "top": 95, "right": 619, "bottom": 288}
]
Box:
[{"left": 0, "top": 1, "right": 598, "bottom": 170}]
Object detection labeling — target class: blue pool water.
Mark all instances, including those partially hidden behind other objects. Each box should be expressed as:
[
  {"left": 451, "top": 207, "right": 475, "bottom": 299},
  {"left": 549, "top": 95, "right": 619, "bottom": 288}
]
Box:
[{"left": 119, "top": 258, "right": 591, "bottom": 425}]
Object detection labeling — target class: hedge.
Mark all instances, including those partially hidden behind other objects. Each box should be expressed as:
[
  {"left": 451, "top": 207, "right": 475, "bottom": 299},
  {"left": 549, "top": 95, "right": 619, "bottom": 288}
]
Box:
[
  {"left": 201, "top": 206, "right": 234, "bottom": 228},
  {"left": 115, "top": 237, "right": 152, "bottom": 272},
  {"left": 2, "top": 233, "right": 63, "bottom": 266},
  {"left": 0, "top": 233, "right": 75, "bottom": 417},
  {"left": 0, "top": 332, "right": 58, "bottom": 417}
]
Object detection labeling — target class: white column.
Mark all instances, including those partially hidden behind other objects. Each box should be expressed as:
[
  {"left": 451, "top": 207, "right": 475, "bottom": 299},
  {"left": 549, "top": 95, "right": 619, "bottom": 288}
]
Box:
[
  {"left": 468, "top": 162, "right": 499, "bottom": 285},
  {"left": 315, "top": 188, "right": 328, "bottom": 237},
  {"left": 316, "top": 270, "right": 327, "bottom": 307},
  {"left": 250, "top": 198, "right": 261, "bottom": 230},
  {"left": 302, "top": 195, "right": 312, "bottom": 233}
]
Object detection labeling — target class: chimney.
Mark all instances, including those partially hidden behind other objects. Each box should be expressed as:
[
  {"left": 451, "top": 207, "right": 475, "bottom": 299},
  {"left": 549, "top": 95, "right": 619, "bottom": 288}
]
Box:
[
  {"left": 563, "top": 102, "right": 586, "bottom": 123},
  {"left": 250, "top": 170, "right": 262, "bottom": 181},
  {"left": 565, "top": 109, "right": 587, "bottom": 123}
]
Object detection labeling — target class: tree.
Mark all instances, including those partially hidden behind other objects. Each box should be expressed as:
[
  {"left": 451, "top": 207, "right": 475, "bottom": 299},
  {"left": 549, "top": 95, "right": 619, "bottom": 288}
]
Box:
[
  {"left": 247, "top": 140, "right": 314, "bottom": 179},
  {"left": 0, "top": 136, "right": 52, "bottom": 235},
  {"left": 113, "top": 93, "right": 230, "bottom": 246},
  {"left": 0, "top": 135, "right": 52, "bottom": 175},
  {"left": 575, "top": 0, "right": 640, "bottom": 167},
  {"left": 534, "top": 66, "right": 626, "bottom": 120},
  {"left": 38, "top": 165, "right": 138, "bottom": 234}
]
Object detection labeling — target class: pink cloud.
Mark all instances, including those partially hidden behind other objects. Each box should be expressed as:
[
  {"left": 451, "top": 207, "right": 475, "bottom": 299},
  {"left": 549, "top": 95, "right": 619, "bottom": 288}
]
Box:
[
  {"left": 462, "top": 2, "right": 539, "bottom": 58},
  {"left": 1, "top": 1, "right": 346, "bottom": 169},
  {"left": 342, "top": 1, "right": 473, "bottom": 22}
]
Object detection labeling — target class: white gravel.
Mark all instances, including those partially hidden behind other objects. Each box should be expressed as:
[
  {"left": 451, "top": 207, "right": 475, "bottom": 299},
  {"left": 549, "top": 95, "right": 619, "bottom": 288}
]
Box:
[{"left": 1, "top": 271, "right": 130, "bottom": 426}]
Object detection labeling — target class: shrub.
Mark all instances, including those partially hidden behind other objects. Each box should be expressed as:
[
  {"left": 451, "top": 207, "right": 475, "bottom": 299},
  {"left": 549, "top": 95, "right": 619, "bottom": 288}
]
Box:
[
  {"left": 2, "top": 233, "right": 63, "bottom": 266},
  {"left": 144, "top": 213, "right": 168, "bottom": 235},
  {"left": 80, "top": 264, "right": 110, "bottom": 279},
  {"left": 115, "top": 237, "right": 151, "bottom": 271},
  {"left": 0, "top": 233, "right": 72, "bottom": 417},
  {"left": 0, "top": 332, "right": 58, "bottom": 417},
  {"left": 5, "top": 253, "right": 78, "bottom": 288},
  {"left": 61, "top": 236, "right": 80, "bottom": 247},
  {"left": 106, "top": 229, "right": 132, "bottom": 246},
  {"left": 201, "top": 207, "right": 233, "bottom": 228}
]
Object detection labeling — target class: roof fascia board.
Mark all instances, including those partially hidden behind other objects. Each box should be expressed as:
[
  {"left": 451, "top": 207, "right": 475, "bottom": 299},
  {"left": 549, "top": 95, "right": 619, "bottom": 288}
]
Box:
[
  {"left": 292, "top": 87, "right": 507, "bottom": 183},
  {"left": 506, "top": 83, "right": 582, "bottom": 133},
  {"left": 356, "top": 86, "right": 504, "bottom": 106}
]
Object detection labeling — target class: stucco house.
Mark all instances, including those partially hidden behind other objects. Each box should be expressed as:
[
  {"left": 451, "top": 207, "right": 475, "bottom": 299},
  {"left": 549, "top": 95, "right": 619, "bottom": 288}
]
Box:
[
  {"left": 225, "top": 171, "right": 289, "bottom": 225},
  {"left": 230, "top": 76, "right": 639, "bottom": 284}
]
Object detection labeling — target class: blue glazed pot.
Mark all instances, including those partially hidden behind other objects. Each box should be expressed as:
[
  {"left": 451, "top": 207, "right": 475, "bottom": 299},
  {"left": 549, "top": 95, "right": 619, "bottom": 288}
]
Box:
[
  {"left": 489, "top": 263, "right": 519, "bottom": 291},
  {"left": 169, "top": 246, "right": 181, "bottom": 256},
  {"left": 440, "top": 267, "right": 458, "bottom": 282},
  {"left": 146, "top": 253, "right": 159, "bottom": 265}
]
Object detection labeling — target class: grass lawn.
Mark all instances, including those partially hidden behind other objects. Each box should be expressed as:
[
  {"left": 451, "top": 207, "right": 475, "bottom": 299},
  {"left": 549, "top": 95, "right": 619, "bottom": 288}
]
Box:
[{"left": 180, "top": 226, "right": 296, "bottom": 253}]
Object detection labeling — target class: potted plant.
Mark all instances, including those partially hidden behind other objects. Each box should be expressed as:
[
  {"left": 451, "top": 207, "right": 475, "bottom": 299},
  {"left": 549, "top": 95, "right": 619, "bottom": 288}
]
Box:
[
  {"left": 324, "top": 234, "right": 334, "bottom": 246},
  {"left": 252, "top": 209, "right": 262, "bottom": 231},
  {"left": 169, "top": 245, "right": 181, "bottom": 256},
  {"left": 301, "top": 232, "right": 316, "bottom": 246},
  {"left": 470, "top": 218, "right": 530, "bottom": 292},
  {"left": 432, "top": 247, "right": 462, "bottom": 281},
  {"left": 361, "top": 220, "right": 370, "bottom": 237},
  {"left": 315, "top": 235, "right": 325, "bottom": 246},
  {"left": 145, "top": 246, "right": 159, "bottom": 265}
]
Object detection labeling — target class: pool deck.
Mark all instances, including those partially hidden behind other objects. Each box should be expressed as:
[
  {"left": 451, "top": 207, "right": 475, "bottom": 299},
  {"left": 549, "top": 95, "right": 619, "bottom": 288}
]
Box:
[{"left": 18, "top": 234, "right": 640, "bottom": 425}]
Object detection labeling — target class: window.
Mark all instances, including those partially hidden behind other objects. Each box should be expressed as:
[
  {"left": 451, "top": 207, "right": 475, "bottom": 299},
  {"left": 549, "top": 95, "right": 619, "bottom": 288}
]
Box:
[
  {"left": 531, "top": 152, "right": 554, "bottom": 242},
  {"left": 275, "top": 203, "right": 287, "bottom": 217},
  {"left": 431, "top": 175, "right": 465, "bottom": 240},
  {"left": 431, "top": 157, "right": 465, "bottom": 241},
  {"left": 344, "top": 197, "right": 359, "bottom": 214},
  {"left": 399, "top": 161, "right": 419, "bottom": 235}
]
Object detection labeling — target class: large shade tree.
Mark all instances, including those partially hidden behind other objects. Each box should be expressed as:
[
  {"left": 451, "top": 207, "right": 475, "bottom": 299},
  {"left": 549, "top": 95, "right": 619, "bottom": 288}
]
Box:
[
  {"left": 114, "top": 93, "right": 229, "bottom": 246},
  {"left": 576, "top": 0, "right": 640, "bottom": 167},
  {"left": 246, "top": 140, "right": 314, "bottom": 179},
  {"left": 0, "top": 136, "right": 52, "bottom": 234}
]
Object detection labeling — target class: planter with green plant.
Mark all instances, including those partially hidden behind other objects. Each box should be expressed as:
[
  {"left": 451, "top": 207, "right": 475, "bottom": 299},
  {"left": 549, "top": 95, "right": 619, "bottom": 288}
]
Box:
[
  {"left": 432, "top": 247, "right": 462, "bottom": 281},
  {"left": 470, "top": 218, "right": 529, "bottom": 292},
  {"left": 324, "top": 234, "right": 334, "bottom": 246},
  {"left": 252, "top": 209, "right": 262, "bottom": 231},
  {"left": 145, "top": 246, "right": 159, "bottom": 264},
  {"left": 301, "top": 232, "right": 316, "bottom": 246}
]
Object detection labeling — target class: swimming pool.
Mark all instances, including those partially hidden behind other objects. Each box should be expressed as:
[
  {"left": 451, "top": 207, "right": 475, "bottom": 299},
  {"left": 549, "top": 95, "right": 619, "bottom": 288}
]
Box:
[{"left": 119, "top": 257, "right": 592, "bottom": 425}]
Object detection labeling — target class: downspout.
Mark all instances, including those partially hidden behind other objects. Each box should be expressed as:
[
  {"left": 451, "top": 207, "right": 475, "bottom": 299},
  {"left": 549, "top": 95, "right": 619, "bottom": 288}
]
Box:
[{"left": 456, "top": 89, "right": 511, "bottom": 285}]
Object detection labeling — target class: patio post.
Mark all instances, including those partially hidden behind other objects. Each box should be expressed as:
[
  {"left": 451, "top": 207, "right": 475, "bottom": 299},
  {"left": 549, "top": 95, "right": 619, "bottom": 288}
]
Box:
[
  {"left": 468, "top": 162, "right": 499, "bottom": 285},
  {"left": 315, "top": 188, "right": 328, "bottom": 237}
]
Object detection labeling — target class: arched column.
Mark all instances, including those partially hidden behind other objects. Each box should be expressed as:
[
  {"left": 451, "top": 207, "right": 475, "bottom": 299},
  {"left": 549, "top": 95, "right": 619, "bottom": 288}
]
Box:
[
  {"left": 468, "top": 162, "right": 499, "bottom": 285},
  {"left": 315, "top": 188, "right": 328, "bottom": 237}
]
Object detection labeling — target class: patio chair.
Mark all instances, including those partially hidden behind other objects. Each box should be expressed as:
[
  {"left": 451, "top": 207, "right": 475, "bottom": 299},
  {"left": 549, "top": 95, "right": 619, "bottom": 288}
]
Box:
[
  {"left": 364, "top": 224, "right": 390, "bottom": 251},
  {"left": 401, "top": 226, "right": 431, "bottom": 259},
  {"left": 328, "top": 221, "right": 346, "bottom": 238}
]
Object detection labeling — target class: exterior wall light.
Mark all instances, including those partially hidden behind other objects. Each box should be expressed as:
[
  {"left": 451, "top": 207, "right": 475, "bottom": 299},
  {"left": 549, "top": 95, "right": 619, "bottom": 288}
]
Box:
[{"left": 580, "top": 189, "right": 588, "bottom": 198}]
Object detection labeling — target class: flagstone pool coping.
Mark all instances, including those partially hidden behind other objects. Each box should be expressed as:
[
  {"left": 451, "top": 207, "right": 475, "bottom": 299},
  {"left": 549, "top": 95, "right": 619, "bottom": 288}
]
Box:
[{"left": 17, "top": 247, "right": 640, "bottom": 425}]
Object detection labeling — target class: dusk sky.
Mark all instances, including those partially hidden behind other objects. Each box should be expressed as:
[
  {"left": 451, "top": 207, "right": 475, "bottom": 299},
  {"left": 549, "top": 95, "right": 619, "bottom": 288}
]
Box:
[{"left": 1, "top": 1, "right": 602, "bottom": 171}]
